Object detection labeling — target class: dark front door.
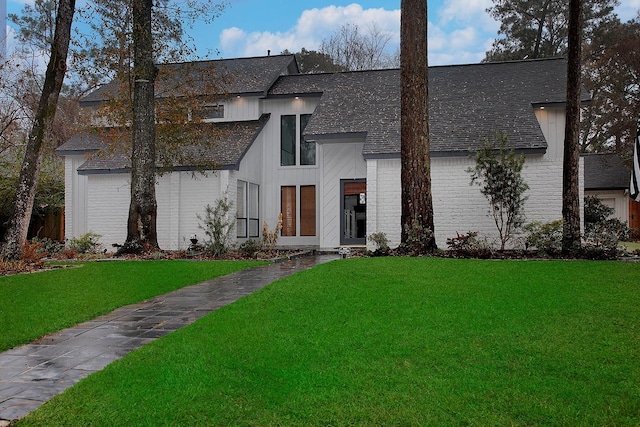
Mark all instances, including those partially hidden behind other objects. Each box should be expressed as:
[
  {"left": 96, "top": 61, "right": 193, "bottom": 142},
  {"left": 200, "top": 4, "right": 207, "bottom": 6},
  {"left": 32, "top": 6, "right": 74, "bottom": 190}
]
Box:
[{"left": 340, "top": 179, "right": 366, "bottom": 245}]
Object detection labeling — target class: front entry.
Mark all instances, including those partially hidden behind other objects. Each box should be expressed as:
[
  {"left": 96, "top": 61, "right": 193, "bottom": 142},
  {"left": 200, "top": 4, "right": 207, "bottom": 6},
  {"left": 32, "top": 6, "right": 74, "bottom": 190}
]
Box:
[{"left": 340, "top": 179, "right": 366, "bottom": 245}]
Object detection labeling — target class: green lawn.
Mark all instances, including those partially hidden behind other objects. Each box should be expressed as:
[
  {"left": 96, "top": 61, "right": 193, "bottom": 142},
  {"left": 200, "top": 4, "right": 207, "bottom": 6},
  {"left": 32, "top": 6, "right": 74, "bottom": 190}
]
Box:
[
  {"left": 0, "top": 260, "right": 265, "bottom": 352},
  {"left": 621, "top": 241, "right": 640, "bottom": 251},
  {"left": 18, "top": 257, "right": 640, "bottom": 426}
]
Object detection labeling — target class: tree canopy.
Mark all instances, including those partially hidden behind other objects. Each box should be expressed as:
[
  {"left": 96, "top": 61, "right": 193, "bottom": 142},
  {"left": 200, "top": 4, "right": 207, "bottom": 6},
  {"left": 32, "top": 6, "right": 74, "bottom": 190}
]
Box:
[{"left": 485, "top": 0, "right": 618, "bottom": 61}]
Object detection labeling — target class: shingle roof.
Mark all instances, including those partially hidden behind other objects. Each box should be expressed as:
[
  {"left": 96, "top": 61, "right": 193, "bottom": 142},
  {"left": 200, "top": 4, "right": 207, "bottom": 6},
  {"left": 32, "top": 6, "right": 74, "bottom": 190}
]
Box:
[
  {"left": 583, "top": 153, "right": 630, "bottom": 190},
  {"left": 271, "top": 57, "right": 585, "bottom": 157},
  {"left": 81, "top": 55, "right": 297, "bottom": 105},
  {"left": 59, "top": 115, "right": 270, "bottom": 173}
]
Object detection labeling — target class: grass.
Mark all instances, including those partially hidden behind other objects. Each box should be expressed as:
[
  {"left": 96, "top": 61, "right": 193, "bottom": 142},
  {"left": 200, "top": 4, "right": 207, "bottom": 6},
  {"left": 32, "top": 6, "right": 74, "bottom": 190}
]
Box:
[
  {"left": 0, "top": 260, "right": 265, "bottom": 352},
  {"left": 621, "top": 241, "right": 640, "bottom": 251},
  {"left": 18, "top": 257, "right": 640, "bottom": 426}
]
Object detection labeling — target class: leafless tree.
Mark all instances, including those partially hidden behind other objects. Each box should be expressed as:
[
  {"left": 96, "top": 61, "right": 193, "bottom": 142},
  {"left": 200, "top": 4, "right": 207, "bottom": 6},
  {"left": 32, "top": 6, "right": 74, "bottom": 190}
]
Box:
[{"left": 320, "top": 22, "right": 397, "bottom": 71}]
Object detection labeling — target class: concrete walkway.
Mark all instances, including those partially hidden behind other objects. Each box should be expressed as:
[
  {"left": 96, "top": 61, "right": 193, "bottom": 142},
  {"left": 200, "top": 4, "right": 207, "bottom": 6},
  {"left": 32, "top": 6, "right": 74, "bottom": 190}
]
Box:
[{"left": 0, "top": 255, "right": 337, "bottom": 423}]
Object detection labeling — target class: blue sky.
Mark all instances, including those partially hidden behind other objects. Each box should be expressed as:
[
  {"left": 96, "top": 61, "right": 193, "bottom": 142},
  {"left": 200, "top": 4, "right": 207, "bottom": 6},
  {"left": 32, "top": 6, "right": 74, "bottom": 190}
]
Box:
[{"left": 5, "top": 0, "right": 640, "bottom": 65}]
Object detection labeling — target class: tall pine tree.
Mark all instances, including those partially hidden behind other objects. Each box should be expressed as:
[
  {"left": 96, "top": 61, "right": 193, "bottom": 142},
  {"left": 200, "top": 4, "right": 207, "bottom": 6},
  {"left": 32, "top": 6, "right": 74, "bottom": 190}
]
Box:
[{"left": 400, "top": 0, "right": 436, "bottom": 252}]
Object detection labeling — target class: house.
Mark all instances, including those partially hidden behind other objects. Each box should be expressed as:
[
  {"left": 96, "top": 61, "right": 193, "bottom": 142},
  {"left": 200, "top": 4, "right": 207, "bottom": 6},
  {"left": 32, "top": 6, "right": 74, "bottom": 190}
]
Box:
[
  {"left": 56, "top": 54, "right": 586, "bottom": 251},
  {"left": 583, "top": 153, "right": 640, "bottom": 230}
]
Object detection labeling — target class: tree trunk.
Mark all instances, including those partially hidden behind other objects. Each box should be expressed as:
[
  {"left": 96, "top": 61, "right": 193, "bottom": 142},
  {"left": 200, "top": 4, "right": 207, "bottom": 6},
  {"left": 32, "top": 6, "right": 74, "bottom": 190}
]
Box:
[
  {"left": 400, "top": 0, "right": 436, "bottom": 251},
  {"left": 562, "top": 0, "right": 583, "bottom": 254},
  {"left": 0, "top": 0, "right": 75, "bottom": 260},
  {"left": 119, "top": 0, "right": 158, "bottom": 254}
]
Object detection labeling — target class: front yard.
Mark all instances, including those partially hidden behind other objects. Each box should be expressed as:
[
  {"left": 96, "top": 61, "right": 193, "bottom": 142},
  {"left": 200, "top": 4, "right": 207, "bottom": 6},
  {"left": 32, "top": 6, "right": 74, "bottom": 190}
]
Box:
[
  {"left": 14, "top": 257, "right": 640, "bottom": 426},
  {"left": 0, "top": 260, "right": 265, "bottom": 352}
]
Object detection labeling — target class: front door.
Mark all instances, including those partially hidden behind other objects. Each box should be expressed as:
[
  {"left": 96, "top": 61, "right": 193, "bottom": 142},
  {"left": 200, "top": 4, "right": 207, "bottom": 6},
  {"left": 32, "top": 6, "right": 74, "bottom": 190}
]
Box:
[{"left": 340, "top": 179, "right": 366, "bottom": 245}]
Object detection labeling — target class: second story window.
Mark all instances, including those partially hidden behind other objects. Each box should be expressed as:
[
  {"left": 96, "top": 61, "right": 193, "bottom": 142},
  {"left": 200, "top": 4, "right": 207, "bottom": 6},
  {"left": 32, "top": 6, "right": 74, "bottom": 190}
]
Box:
[
  {"left": 281, "top": 114, "right": 315, "bottom": 166},
  {"left": 197, "top": 104, "right": 224, "bottom": 120}
]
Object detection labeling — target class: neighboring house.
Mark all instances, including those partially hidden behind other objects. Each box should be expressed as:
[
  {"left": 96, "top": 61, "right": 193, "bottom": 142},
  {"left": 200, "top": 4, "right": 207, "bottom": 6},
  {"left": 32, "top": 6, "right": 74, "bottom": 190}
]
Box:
[
  {"left": 57, "top": 54, "right": 585, "bottom": 250},
  {"left": 583, "top": 153, "right": 640, "bottom": 229}
]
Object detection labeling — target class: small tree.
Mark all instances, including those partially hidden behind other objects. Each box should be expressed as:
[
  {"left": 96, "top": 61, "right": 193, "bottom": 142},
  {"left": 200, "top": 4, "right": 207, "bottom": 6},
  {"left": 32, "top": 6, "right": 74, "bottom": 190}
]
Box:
[
  {"left": 468, "top": 132, "right": 529, "bottom": 250},
  {"left": 197, "top": 194, "right": 235, "bottom": 257}
]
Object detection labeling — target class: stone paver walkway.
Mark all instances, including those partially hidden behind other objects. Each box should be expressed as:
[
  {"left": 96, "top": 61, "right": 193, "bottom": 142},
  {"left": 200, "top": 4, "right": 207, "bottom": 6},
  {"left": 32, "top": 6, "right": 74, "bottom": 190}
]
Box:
[{"left": 0, "top": 255, "right": 337, "bottom": 422}]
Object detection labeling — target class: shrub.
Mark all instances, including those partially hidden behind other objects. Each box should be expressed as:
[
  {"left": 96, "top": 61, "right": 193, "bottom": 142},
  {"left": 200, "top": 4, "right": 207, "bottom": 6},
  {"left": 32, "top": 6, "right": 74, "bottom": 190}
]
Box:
[
  {"left": 582, "top": 196, "right": 628, "bottom": 259},
  {"left": 446, "top": 231, "right": 494, "bottom": 258},
  {"left": 197, "top": 194, "right": 235, "bottom": 257},
  {"left": 262, "top": 213, "right": 283, "bottom": 252},
  {"left": 367, "top": 231, "right": 390, "bottom": 255},
  {"left": 524, "top": 220, "right": 563, "bottom": 255},
  {"left": 30, "top": 237, "right": 64, "bottom": 256},
  {"left": 400, "top": 221, "right": 434, "bottom": 256},
  {"left": 239, "top": 239, "right": 261, "bottom": 258},
  {"left": 68, "top": 232, "right": 103, "bottom": 254}
]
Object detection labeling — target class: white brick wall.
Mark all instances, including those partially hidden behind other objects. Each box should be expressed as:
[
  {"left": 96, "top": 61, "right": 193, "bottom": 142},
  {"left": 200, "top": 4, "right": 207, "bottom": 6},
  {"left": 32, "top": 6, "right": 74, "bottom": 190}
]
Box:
[{"left": 368, "top": 155, "right": 584, "bottom": 250}]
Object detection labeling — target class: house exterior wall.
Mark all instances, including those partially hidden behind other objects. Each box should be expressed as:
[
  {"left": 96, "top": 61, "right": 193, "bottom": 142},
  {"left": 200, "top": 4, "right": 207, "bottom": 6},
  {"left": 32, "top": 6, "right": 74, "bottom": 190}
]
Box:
[
  {"left": 366, "top": 155, "right": 583, "bottom": 250},
  {"left": 64, "top": 155, "right": 90, "bottom": 240},
  {"left": 259, "top": 97, "right": 321, "bottom": 246},
  {"left": 320, "top": 142, "right": 367, "bottom": 248},
  {"left": 214, "top": 96, "right": 261, "bottom": 122},
  {"left": 366, "top": 107, "right": 584, "bottom": 250},
  {"left": 78, "top": 170, "right": 229, "bottom": 251}
]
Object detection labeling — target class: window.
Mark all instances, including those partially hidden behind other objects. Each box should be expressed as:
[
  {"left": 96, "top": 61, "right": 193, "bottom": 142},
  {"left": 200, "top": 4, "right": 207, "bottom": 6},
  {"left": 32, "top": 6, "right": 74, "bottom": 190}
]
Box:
[
  {"left": 196, "top": 104, "right": 224, "bottom": 120},
  {"left": 281, "top": 114, "right": 316, "bottom": 166},
  {"left": 281, "top": 186, "right": 296, "bottom": 236},
  {"left": 280, "top": 185, "right": 316, "bottom": 237},
  {"left": 300, "top": 185, "right": 316, "bottom": 236},
  {"left": 237, "top": 180, "right": 259, "bottom": 238},
  {"left": 281, "top": 115, "right": 296, "bottom": 166},
  {"left": 300, "top": 114, "right": 315, "bottom": 165}
]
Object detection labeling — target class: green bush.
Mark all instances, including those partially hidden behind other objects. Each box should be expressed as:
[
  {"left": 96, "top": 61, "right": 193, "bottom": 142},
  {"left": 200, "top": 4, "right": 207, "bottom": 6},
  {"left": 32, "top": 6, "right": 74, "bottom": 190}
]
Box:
[
  {"left": 30, "top": 237, "right": 64, "bottom": 256},
  {"left": 400, "top": 221, "right": 434, "bottom": 256},
  {"left": 367, "top": 231, "right": 390, "bottom": 255},
  {"left": 524, "top": 219, "right": 563, "bottom": 255},
  {"left": 583, "top": 196, "right": 628, "bottom": 259},
  {"left": 68, "top": 232, "right": 103, "bottom": 254}
]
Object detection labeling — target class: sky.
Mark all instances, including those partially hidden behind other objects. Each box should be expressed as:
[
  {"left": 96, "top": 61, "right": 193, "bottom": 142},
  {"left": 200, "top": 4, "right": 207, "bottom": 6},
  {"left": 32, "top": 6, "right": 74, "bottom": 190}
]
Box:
[{"left": 4, "top": 0, "right": 640, "bottom": 66}]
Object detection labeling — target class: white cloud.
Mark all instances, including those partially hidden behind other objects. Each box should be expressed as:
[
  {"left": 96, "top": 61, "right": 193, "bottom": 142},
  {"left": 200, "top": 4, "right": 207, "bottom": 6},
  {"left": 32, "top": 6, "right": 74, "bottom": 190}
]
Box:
[
  {"left": 438, "top": 0, "right": 499, "bottom": 32},
  {"left": 218, "top": 4, "right": 400, "bottom": 58},
  {"left": 217, "top": 3, "right": 496, "bottom": 65}
]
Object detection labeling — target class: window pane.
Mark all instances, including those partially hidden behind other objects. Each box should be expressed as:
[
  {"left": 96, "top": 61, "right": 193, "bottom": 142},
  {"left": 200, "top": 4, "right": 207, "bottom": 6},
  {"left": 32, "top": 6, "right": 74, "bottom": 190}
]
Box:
[
  {"left": 236, "top": 181, "right": 247, "bottom": 238},
  {"left": 237, "top": 181, "right": 247, "bottom": 217},
  {"left": 249, "top": 183, "right": 259, "bottom": 218},
  {"left": 300, "top": 185, "right": 316, "bottom": 236},
  {"left": 281, "top": 115, "right": 296, "bottom": 166},
  {"left": 281, "top": 186, "right": 296, "bottom": 236},
  {"left": 300, "top": 114, "right": 315, "bottom": 165}
]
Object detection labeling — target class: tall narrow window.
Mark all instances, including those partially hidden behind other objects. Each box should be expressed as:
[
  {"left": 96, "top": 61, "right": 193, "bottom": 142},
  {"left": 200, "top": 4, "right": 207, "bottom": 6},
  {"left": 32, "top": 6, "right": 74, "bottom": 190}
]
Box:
[
  {"left": 300, "top": 114, "right": 315, "bottom": 165},
  {"left": 281, "top": 186, "right": 296, "bottom": 236},
  {"left": 248, "top": 183, "right": 259, "bottom": 237},
  {"left": 237, "top": 180, "right": 259, "bottom": 238},
  {"left": 300, "top": 185, "right": 316, "bottom": 236},
  {"left": 237, "top": 181, "right": 247, "bottom": 238},
  {"left": 281, "top": 115, "right": 296, "bottom": 166}
]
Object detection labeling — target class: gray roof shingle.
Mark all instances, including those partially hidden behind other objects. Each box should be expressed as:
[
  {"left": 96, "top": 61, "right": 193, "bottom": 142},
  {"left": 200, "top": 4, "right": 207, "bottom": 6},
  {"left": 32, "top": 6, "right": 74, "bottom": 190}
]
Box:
[
  {"left": 270, "top": 57, "right": 585, "bottom": 157},
  {"left": 583, "top": 153, "right": 630, "bottom": 190},
  {"left": 64, "top": 57, "right": 583, "bottom": 173},
  {"left": 60, "top": 115, "right": 270, "bottom": 173},
  {"left": 81, "top": 55, "right": 297, "bottom": 105}
]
